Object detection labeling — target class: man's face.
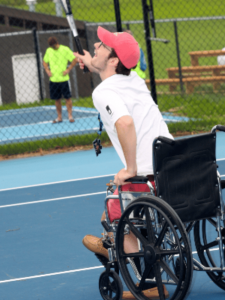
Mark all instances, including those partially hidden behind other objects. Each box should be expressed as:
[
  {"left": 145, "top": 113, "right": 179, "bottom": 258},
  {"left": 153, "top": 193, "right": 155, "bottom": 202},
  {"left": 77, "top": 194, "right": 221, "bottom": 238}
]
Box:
[{"left": 91, "top": 41, "right": 112, "bottom": 71}]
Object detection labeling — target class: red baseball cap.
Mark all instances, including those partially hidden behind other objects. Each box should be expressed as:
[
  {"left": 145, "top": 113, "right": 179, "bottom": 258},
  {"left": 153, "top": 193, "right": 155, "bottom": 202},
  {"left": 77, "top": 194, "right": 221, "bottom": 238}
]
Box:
[{"left": 97, "top": 26, "right": 140, "bottom": 69}]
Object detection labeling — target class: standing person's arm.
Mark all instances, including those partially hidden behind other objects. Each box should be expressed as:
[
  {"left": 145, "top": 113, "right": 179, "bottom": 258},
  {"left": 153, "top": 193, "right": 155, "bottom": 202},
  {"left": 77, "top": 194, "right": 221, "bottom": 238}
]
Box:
[
  {"left": 114, "top": 116, "right": 137, "bottom": 186},
  {"left": 63, "top": 57, "right": 79, "bottom": 76},
  {"left": 43, "top": 61, "right": 52, "bottom": 77}
]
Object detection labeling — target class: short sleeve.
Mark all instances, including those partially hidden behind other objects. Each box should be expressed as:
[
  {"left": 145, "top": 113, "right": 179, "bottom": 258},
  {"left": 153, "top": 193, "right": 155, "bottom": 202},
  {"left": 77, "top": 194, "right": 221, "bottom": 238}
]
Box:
[
  {"left": 93, "top": 88, "right": 130, "bottom": 126},
  {"left": 43, "top": 48, "right": 49, "bottom": 63},
  {"left": 67, "top": 47, "right": 76, "bottom": 62}
]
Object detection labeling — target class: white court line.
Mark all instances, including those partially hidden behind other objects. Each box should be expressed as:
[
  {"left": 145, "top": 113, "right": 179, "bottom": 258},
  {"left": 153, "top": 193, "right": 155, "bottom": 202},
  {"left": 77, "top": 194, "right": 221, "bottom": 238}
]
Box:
[
  {"left": 217, "top": 158, "right": 225, "bottom": 161},
  {"left": 0, "top": 174, "right": 115, "bottom": 192},
  {"left": 0, "top": 191, "right": 106, "bottom": 208},
  {"left": 0, "top": 266, "right": 104, "bottom": 284},
  {"left": 0, "top": 247, "right": 220, "bottom": 284}
]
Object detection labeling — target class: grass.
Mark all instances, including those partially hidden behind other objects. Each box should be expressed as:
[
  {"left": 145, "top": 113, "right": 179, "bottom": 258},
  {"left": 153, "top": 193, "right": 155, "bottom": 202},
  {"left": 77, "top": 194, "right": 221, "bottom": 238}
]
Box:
[
  {"left": 0, "top": 131, "right": 110, "bottom": 156},
  {"left": 2, "top": 0, "right": 224, "bottom": 21}
]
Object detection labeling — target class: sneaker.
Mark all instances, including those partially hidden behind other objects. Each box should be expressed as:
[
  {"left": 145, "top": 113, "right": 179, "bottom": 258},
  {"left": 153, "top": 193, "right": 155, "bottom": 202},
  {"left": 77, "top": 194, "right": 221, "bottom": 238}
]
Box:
[
  {"left": 122, "top": 285, "right": 169, "bottom": 300},
  {"left": 82, "top": 235, "right": 109, "bottom": 260}
]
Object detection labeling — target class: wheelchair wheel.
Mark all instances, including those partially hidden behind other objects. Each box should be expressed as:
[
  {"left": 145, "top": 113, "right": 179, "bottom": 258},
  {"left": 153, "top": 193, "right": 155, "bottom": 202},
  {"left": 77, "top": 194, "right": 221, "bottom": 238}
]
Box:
[
  {"left": 116, "top": 195, "right": 193, "bottom": 300},
  {"left": 99, "top": 270, "right": 123, "bottom": 300},
  {"left": 194, "top": 218, "right": 225, "bottom": 290}
]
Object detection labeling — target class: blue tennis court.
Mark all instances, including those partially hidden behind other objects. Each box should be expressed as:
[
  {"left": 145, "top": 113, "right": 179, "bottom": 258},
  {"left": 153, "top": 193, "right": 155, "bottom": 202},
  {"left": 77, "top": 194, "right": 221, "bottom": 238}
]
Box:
[
  {"left": 0, "top": 106, "right": 192, "bottom": 145},
  {"left": 0, "top": 133, "right": 225, "bottom": 300}
]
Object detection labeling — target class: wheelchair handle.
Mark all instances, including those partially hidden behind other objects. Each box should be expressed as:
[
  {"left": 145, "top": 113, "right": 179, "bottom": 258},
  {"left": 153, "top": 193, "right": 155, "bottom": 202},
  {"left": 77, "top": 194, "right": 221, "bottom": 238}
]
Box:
[
  {"left": 211, "top": 124, "right": 225, "bottom": 133},
  {"left": 157, "top": 136, "right": 175, "bottom": 145}
]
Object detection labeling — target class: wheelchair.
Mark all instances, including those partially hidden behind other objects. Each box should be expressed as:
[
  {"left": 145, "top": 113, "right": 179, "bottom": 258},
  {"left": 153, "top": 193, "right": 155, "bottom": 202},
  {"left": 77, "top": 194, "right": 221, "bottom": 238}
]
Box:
[{"left": 97, "top": 125, "right": 225, "bottom": 300}]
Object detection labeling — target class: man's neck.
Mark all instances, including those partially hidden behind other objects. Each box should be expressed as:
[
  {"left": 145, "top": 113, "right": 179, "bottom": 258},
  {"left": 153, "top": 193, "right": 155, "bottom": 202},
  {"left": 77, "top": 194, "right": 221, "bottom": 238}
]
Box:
[{"left": 100, "top": 69, "right": 117, "bottom": 81}]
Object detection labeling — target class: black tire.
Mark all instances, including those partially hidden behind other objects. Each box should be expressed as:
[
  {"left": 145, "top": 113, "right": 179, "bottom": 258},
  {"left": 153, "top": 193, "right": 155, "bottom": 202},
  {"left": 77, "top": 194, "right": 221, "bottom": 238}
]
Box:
[
  {"left": 99, "top": 270, "right": 123, "bottom": 300},
  {"left": 194, "top": 218, "right": 225, "bottom": 291},
  {"left": 116, "top": 195, "right": 193, "bottom": 300}
]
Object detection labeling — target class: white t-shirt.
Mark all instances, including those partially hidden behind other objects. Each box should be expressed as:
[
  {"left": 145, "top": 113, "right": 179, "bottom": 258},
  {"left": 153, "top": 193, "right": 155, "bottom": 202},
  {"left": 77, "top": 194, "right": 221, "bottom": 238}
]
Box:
[{"left": 92, "top": 71, "right": 173, "bottom": 175}]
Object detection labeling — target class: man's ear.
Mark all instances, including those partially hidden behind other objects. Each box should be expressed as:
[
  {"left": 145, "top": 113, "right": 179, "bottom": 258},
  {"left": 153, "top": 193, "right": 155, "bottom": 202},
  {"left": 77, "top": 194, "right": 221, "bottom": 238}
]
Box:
[{"left": 108, "top": 57, "right": 119, "bottom": 68}]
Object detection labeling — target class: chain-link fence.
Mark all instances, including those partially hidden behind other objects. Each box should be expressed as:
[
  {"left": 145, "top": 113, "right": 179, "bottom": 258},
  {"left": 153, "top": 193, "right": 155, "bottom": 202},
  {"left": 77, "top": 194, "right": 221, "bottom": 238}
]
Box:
[{"left": 0, "top": 0, "right": 225, "bottom": 155}]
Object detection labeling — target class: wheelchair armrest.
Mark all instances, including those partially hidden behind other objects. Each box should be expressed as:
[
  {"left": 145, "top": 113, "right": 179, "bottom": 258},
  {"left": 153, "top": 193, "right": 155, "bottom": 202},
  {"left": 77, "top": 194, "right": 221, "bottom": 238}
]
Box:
[
  {"left": 157, "top": 136, "right": 175, "bottom": 145},
  {"left": 125, "top": 176, "right": 148, "bottom": 183}
]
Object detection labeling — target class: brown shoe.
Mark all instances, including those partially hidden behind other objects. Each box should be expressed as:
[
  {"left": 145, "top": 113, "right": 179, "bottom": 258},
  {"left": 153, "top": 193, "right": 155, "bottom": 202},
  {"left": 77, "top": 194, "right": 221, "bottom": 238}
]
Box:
[
  {"left": 82, "top": 235, "right": 109, "bottom": 260},
  {"left": 122, "top": 285, "right": 169, "bottom": 300}
]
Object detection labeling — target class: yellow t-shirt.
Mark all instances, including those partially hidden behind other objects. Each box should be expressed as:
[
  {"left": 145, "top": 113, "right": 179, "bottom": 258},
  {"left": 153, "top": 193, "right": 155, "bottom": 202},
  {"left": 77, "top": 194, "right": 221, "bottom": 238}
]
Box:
[{"left": 43, "top": 45, "right": 75, "bottom": 82}]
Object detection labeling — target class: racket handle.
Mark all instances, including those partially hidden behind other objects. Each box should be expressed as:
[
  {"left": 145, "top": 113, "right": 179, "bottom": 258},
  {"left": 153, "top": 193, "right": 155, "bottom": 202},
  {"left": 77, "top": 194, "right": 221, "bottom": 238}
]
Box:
[{"left": 74, "top": 36, "right": 89, "bottom": 73}]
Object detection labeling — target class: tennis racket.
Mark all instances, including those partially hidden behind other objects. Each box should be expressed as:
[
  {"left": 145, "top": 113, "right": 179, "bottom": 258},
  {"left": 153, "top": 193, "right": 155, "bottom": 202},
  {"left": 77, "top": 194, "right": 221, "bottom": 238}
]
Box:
[{"left": 60, "top": 0, "right": 89, "bottom": 73}]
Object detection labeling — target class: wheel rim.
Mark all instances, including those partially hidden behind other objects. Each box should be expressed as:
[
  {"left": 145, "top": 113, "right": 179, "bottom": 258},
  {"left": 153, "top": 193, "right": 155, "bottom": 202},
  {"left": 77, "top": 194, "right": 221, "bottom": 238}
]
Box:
[
  {"left": 116, "top": 197, "right": 193, "bottom": 300},
  {"left": 194, "top": 218, "right": 225, "bottom": 290},
  {"left": 99, "top": 270, "right": 122, "bottom": 300}
]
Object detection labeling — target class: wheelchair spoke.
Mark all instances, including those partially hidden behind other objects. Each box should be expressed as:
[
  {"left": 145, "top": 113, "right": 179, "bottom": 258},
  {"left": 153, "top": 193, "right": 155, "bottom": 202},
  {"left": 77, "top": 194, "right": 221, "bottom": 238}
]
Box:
[
  {"left": 155, "top": 220, "right": 168, "bottom": 247},
  {"left": 160, "top": 249, "right": 180, "bottom": 257},
  {"left": 125, "top": 217, "right": 148, "bottom": 246},
  {"left": 153, "top": 262, "right": 165, "bottom": 300},
  {"left": 201, "top": 240, "right": 218, "bottom": 250},
  {"left": 159, "top": 259, "right": 179, "bottom": 284},
  {"left": 138, "top": 262, "right": 152, "bottom": 290},
  {"left": 144, "top": 206, "right": 155, "bottom": 243},
  {"left": 207, "top": 218, "right": 217, "bottom": 228},
  {"left": 122, "top": 252, "right": 144, "bottom": 258}
]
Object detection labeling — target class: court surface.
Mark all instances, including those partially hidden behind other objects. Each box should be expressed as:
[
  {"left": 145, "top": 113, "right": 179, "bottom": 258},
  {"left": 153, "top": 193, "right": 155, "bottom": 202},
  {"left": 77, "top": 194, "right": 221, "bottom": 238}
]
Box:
[
  {"left": 0, "top": 106, "right": 192, "bottom": 145},
  {"left": 0, "top": 132, "right": 225, "bottom": 300}
]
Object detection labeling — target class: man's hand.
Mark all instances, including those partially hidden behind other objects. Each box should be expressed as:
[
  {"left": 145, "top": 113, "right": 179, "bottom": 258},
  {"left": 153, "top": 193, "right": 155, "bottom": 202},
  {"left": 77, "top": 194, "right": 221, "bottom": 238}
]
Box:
[
  {"left": 63, "top": 69, "right": 70, "bottom": 76},
  {"left": 114, "top": 168, "right": 137, "bottom": 186},
  {"left": 46, "top": 69, "right": 52, "bottom": 77},
  {"left": 74, "top": 50, "right": 97, "bottom": 73}
]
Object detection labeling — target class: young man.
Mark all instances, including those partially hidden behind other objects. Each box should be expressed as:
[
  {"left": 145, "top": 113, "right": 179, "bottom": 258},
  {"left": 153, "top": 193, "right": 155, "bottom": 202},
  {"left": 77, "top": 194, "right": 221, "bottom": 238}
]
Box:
[
  {"left": 74, "top": 27, "right": 172, "bottom": 299},
  {"left": 43, "top": 37, "right": 78, "bottom": 123}
]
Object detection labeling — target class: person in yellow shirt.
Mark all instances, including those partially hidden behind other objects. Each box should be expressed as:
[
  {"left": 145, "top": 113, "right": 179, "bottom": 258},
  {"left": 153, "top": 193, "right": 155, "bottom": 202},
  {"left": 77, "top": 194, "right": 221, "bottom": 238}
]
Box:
[
  {"left": 43, "top": 37, "right": 78, "bottom": 123},
  {"left": 125, "top": 30, "right": 147, "bottom": 80}
]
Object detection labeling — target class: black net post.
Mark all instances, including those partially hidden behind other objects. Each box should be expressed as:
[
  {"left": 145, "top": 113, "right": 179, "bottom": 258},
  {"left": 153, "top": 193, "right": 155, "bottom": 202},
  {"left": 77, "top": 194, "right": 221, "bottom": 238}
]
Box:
[
  {"left": 174, "top": 21, "right": 184, "bottom": 93},
  {"left": 113, "top": 0, "right": 122, "bottom": 32},
  {"left": 141, "top": 0, "right": 157, "bottom": 104}
]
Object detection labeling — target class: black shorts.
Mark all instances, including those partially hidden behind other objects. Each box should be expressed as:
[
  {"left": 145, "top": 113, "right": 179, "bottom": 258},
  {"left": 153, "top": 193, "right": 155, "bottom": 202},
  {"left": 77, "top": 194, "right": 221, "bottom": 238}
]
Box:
[{"left": 50, "top": 81, "right": 71, "bottom": 100}]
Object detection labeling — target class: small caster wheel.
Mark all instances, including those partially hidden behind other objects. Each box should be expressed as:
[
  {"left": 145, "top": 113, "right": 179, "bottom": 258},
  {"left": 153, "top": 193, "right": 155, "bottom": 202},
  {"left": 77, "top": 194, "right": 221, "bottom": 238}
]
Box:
[{"left": 99, "top": 270, "right": 123, "bottom": 300}]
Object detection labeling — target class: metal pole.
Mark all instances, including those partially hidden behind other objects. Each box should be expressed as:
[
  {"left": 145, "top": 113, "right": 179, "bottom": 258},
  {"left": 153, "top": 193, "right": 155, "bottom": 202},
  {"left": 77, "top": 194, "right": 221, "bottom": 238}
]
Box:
[
  {"left": 68, "top": 31, "right": 79, "bottom": 99},
  {"left": 149, "top": 0, "right": 156, "bottom": 37},
  {"left": 174, "top": 21, "right": 184, "bottom": 93},
  {"left": 32, "top": 28, "right": 43, "bottom": 100},
  {"left": 141, "top": 0, "right": 157, "bottom": 104},
  {"left": 113, "top": 0, "right": 122, "bottom": 32}
]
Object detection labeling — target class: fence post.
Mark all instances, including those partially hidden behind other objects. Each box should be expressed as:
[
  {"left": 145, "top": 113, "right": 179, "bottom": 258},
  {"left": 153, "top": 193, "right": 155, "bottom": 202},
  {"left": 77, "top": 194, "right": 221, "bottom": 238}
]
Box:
[
  {"left": 32, "top": 27, "right": 44, "bottom": 100},
  {"left": 68, "top": 31, "right": 79, "bottom": 99},
  {"left": 113, "top": 0, "right": 122, "bottom": 32},
  {"left": 141, "top": 0, "right": 157, "bottom": 104},
  {"left": 174, "top": 21, "right": 184, "bottom": 93}
]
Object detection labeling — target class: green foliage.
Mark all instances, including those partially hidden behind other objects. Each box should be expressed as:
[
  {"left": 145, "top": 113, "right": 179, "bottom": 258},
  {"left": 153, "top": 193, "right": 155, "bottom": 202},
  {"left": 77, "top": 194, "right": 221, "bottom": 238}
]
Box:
[
  {"left": 0, "top": 131, "right": 110, "bottom": 156},
  {"left": 0, "top": 0, "right": 25, "bottom": 6}
]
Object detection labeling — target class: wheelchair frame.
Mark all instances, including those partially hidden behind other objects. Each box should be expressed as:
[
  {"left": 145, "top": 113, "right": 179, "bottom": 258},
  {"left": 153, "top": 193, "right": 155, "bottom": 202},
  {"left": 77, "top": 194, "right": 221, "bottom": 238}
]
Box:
[{"left": 98, "top": 125, "right": 225, "bottom": 300}]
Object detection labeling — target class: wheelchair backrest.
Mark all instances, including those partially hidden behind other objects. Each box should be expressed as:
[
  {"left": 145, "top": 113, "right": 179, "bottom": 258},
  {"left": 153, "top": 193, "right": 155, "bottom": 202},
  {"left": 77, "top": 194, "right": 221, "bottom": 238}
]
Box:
[{"left": 153, "top": 132, "right": 220, "bottom": 223}]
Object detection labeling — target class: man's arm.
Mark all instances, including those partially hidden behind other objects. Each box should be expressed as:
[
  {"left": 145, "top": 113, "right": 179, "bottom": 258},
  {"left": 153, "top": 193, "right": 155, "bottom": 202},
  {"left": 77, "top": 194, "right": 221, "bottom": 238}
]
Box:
[
  {"left": 63, "top": 57, "right": 79, "bottom": 76},
  {"left": 43, "top": 61, "right": 52, "bottom": 77},
  {"left": 114, "top": 115, "right": 137, "bottom": 186}
]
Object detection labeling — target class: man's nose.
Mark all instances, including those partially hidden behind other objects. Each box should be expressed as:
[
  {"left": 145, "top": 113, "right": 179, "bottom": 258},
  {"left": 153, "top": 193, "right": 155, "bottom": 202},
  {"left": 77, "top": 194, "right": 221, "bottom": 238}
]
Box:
[{"left": 94, "top": 42, "right": 100, "bottom": 49}]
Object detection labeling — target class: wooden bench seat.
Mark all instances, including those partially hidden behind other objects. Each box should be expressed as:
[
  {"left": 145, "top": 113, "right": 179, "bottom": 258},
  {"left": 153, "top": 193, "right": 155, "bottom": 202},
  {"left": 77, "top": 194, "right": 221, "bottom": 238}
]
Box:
[
  {"left": 166, "top": 65, "right": 225, "bottom": 79},
  {"left": 145, "top": 76, "right": 225, "bottom": 94},
  {"left": 189, "top": 50, "right": 225, "bottom": 66}
]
